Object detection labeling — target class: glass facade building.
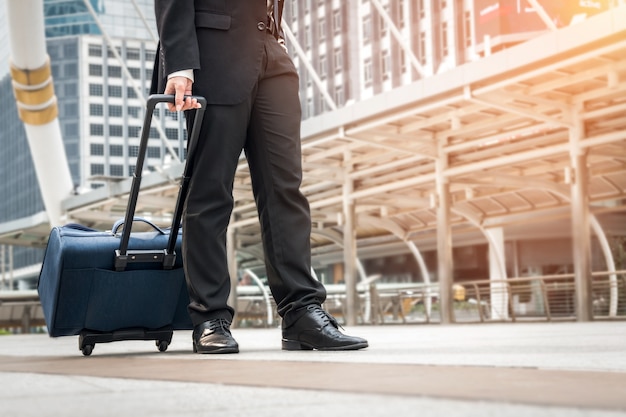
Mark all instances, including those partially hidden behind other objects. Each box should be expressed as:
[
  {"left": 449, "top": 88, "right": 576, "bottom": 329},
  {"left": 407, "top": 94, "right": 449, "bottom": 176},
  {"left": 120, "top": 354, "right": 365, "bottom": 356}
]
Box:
[{"left": 0, "top": 0, "right": 163, "bottom": 284}]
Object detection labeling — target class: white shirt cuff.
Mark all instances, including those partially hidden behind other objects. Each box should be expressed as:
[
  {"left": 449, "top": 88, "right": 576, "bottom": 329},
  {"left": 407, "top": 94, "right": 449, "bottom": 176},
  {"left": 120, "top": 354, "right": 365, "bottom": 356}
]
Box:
[{"left": 168, "top": 69, "right": 194, "bottom": 82}]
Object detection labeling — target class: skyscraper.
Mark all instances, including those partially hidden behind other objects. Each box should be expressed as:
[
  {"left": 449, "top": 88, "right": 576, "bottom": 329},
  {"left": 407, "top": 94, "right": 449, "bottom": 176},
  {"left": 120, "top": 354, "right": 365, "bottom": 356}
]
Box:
[{"left": 0, "top": 0, "right": 173, "bottom": 287}]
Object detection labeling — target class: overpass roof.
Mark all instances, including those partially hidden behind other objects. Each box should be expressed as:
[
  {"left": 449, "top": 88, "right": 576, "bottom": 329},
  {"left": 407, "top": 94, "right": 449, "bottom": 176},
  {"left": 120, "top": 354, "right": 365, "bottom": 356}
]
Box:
[{"left": 1, "top": 8, "right": 625, "bottom": 267}]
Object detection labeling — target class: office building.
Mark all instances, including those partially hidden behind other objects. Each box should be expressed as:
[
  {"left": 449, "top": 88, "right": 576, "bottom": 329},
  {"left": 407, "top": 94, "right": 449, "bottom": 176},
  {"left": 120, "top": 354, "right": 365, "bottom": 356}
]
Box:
[{"left": 0, "top": 0, "right": 174, "bottom": 287}]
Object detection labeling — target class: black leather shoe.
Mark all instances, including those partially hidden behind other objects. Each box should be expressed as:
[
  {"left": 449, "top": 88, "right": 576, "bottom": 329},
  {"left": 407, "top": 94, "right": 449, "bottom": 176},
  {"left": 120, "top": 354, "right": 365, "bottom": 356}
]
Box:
[
  {"left": 192, "top": 318, "right": 239, "bottom": 354},
  {"left": 282, "top": 305, "right": 368, "bottom": 351}
]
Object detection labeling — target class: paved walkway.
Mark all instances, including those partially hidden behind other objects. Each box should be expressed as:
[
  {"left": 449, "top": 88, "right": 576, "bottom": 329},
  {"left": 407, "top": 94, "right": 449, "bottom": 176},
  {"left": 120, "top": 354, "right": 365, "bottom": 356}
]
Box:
[{"left": 1, "top": 321, "right": 626, "bottom": 417}]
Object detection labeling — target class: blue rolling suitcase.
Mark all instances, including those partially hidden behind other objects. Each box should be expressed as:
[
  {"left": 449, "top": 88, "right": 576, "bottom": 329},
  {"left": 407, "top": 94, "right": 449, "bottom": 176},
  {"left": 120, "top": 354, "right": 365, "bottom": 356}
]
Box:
[{"left": 38, "top": 94, "right": 206, "bottom": 355}]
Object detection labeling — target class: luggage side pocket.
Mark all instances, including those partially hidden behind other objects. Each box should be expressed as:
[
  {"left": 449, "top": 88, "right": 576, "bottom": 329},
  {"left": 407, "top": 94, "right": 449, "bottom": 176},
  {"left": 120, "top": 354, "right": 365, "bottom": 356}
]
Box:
[{"left": 54, "top": 268, "right": 185, "bottom": 333}]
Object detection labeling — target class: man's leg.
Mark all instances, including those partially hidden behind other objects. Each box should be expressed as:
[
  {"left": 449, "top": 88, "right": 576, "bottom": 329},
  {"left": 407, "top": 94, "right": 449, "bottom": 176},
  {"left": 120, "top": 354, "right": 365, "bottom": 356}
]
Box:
[
  {"left": 245, "top": 34, "right": 368, "bottom": 351},
  {"left": 244, "top": 34, "right": 326, "bottom": 319},
  {"left": 183, "top": 104, "right": 249, "bottom": 325}
]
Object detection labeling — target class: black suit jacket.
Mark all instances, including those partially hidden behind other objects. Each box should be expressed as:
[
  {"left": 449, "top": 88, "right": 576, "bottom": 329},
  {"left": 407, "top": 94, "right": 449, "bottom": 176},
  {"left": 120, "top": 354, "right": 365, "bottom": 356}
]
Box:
[{"left": 151, "top": 0, "right": 285, "bottom": 105}]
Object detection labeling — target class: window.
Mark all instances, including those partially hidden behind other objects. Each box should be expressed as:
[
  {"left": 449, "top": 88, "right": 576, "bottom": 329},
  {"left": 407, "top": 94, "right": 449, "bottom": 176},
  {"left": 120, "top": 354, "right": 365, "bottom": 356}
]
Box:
[
  {"left": 64, "top": 102, "right": 78, "bottom": 116},
  {"left": 108, "top": 85, "right": 122, "bottom": 97},
  {"left": 464, "top": 10, "right": 473, "bottom": 48},
  {"left": 129, "top": 126, "right": 141, "bottom": 137},
  {"left": 128, "top": 67, "right": 141, "bottom": 79},
  {"left": 109, "top": 105, "right": 123, "bottom": 118},
  {"left": 166, "top": 128, "right": 179, "bottom": 140},
  {"left": 90, "top": 164, "right": 104, "bottom": 176},
  {"left": 382, "top": 50, "right": 390, "bottom": 80},
  {"left": 110, "top": 164, "right": 124, "bottom": 176},
  {"left": 107, "top": 47, "right": 121, "bottom": 58},
  {"left": 379, "top": 7, "right": 388, "bottom": 38},
  {"left": 126, "top": 48, "right": 140, "bottom": 60},
  {"left": 319, "top": 54, "right": 327, "bottom": 78},
  {"left": 165, "top": 109, "right": 178, "bottom": 120},
  {"left": 65, "top": 122, "right": 79, "bottom": 137},
  {"left": 441, "top": 22, "right": 449, "bottom": 57},
  {"left": 128, "top": 106, "right": 141, "bottom": 118},
  {"left": 90, "top": 124, "right": 104, "bottom": 136},
  {"left": 290, "top": 0, "right": 298, "bottom": 22},
  {"left": 64, "top": 83, "right": 77, "bottom": 96},
  {"left": 89, "top": 64, "right": 102, "bottom": 76},
  {"left": 333, "top": 9, "right": 342, "bottom": 34},
  {"left": 90, "top": 103, "right": 104, "bottom": 116},
  {"left": 89, "top": 45, "right": 102, "bottom": 56},
  {"left": 63, "top": 43, "right": 77, "bottom": 57},
  {"left": 334, "top": 48, "right": 342, "bottom": 72},
  {"left": 127, "top": 88, "right": 138, "bottom": 99},
  {"left": 108, "top": 66, "right": 122, "bottom": 78},
  {"left": 89, "top": 83, "right": 103, "bottom": 96},
  {"left": 109, "top": 125, "right": 123, "bottom": 137},
  {"left": 334, "top": 85, "right": 344, "bottom": 107},
  {"left": 363, "top": 58, "right": 373, "bottom": 86},
  {"left": 110, "top": 144, "right": 124, "bottom": 156},
  {"left": 64, "top": 63, "right": 77, "bottom": 78},
  {"left": 363, "top": 15, "right": 372, "bottom": 43},
  {"left": 147, "top": 147, "right": 161, "bottom": 158},
  {"left": 319, "top": 18, "right": 326, "bottom": 42},
  {"left": 129, "top": 145, "right": 139, "bottom": 157},
  {"left": 90, "top": 143, "right": 104, "bottom": 156}
]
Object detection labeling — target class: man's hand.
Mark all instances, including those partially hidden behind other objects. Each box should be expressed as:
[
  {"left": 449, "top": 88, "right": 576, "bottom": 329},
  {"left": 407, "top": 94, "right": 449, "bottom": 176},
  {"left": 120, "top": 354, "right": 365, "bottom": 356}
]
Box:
[{"left": 164, "top": 76, "right": 201, "bottom": 112}]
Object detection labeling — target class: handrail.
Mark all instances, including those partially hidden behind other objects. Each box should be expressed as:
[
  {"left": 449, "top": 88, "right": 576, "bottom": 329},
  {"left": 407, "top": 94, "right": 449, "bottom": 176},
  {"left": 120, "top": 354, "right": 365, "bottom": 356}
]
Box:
[{"left": 241, "top": 269, "right": 274, "bottom": 326}]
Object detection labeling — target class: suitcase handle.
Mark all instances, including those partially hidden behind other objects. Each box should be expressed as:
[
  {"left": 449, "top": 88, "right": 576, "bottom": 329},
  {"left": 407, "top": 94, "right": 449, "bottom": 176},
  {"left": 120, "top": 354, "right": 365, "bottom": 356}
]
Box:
[
  {"left": 116, "top": 94, "right": 206, "bottom": 271},
  {"left": 112, "top": 217, "right": 166, "bottom": 236}
]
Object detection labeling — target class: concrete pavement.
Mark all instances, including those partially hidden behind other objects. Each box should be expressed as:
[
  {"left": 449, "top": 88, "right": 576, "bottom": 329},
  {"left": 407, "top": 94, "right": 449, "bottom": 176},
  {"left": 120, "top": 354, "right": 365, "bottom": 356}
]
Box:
[{"left": 1, "top": 321, "right": 626, "bottom": 416}]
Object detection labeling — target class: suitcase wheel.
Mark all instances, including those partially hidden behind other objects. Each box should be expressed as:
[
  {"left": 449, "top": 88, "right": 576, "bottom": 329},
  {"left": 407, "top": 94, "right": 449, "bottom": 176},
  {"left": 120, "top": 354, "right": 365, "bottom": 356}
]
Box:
[
  {"left": 81, "top": 344, "right": 94, "bottom": 356},
  {"left": 156, "top": 340, "right": 169, "bottom": 352}
]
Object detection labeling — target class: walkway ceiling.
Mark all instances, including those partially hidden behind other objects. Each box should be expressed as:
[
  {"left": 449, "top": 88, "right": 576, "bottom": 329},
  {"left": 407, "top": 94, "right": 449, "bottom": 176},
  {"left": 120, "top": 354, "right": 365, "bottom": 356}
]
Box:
[{"left": 1, "top": 9, "right": 625, "bottom": 269}]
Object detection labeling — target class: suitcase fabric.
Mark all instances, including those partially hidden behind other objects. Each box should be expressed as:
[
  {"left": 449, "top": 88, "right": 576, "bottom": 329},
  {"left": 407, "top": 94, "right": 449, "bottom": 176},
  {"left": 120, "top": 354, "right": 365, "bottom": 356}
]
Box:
[
  {"left": 37, "top": 95, "right": 206, "bottom": 351},
  {"left": 38, "top": 221, "right": 191, "bottom": 337}
]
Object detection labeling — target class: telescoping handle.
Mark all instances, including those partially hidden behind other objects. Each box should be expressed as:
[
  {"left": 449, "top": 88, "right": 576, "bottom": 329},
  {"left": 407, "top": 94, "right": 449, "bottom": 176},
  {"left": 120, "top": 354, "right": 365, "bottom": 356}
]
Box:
[{"left": 115, "top": 94, "right": 207, "bottom": 271}]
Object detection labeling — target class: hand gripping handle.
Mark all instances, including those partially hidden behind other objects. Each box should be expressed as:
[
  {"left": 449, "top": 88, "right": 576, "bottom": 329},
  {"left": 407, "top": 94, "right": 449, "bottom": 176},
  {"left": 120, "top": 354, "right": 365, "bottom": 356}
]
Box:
[{"left": 115, "top": 94, "right": 206, "bottom": 271}]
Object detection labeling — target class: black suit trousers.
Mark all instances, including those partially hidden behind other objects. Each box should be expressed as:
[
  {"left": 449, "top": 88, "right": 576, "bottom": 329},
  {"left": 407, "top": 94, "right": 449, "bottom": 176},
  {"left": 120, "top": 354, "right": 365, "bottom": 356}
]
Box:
[{"left": 183, "top": 33, "right": 326, "bottom": 325}]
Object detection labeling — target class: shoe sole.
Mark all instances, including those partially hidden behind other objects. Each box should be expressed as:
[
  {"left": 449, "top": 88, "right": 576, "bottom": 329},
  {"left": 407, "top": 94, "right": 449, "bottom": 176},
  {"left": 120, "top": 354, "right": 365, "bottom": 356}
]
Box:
[
  {"left": 193, "top": 343, "right": 239, "bottom": 354},
  {"left": 281, "top": 339, "right": 368, "bottom": 351}
]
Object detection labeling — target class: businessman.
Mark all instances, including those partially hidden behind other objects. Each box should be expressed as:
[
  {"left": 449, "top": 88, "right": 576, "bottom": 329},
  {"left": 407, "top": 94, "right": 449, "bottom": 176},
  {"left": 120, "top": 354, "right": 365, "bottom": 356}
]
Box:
[{"left": 152, "top": 0, "right": 368, "bottom": 353}]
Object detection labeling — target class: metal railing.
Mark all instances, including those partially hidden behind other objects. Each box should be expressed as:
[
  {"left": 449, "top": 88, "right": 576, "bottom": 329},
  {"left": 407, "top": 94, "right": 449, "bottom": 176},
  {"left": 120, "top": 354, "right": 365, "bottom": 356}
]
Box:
[
  {"left": 375, "top": 270, "right": 626, "bottom": 324},
  {"left": 1, "top": 270, "right": 624, "bottom": 332}
]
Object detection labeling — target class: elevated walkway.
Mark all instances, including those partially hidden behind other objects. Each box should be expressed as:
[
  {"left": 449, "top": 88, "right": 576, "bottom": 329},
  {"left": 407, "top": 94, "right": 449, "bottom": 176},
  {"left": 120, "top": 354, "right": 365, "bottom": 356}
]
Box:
[{"left": 1, "top": 322, "right": 625, "bottom": 416}]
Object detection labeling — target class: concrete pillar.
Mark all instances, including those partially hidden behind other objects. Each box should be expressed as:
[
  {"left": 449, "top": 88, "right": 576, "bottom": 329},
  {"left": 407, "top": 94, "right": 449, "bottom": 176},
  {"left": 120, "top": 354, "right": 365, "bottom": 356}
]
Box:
[
  {"left": 569, "top": 108, "right": 593, "bottom": 321},
  {"left": 343, "top": 176, "right": 359, "bottom": 326},
  {"left": 487, "top": 227, "right": 508, "bottom": 320},
  {"left": 227, "top": 223, "right": 238, "bottom": 320},
  {"left": 436, "top": 151, "right": 454, "bottom": 324}
]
